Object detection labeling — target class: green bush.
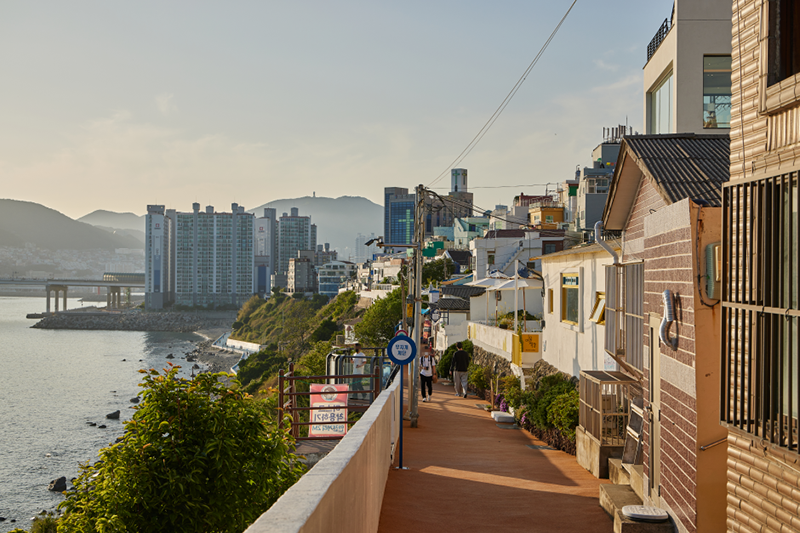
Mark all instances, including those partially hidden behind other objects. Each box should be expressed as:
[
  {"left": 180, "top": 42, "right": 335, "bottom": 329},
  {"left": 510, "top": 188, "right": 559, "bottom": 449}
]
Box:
[
  {"left": 468, "top": 363, "right": 491, "bottom": 394},
  {"left": 58, "top": 366, "right": 305, "bottom": 533},
  {"left": 501, "top": 375, "right": 522, "bottom": 410},
  {"left": 547, "top": 389, "right": 580, "bottom": 441},
  {"left": 436, "top": 340, "right": 473, "bottom": 379},
  {"left": 237, "top": 345, "right": 288, "bottom": 389},
  {"left": 529, "top": 373, "right": 576, "bottom": 430}
]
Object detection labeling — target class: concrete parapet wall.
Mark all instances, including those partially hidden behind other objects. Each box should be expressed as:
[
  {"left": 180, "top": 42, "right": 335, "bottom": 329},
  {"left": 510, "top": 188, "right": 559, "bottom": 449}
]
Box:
[
  {"left": 245, "top": 378, "right": 401, "bottom": 533},
  {"left": 225, "top": 337, "right": 264, "bottom": 354}
]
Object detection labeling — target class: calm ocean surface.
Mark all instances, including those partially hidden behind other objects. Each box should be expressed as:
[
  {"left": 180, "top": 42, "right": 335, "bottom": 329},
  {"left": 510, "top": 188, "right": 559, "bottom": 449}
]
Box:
[{"left": 0, "top": 297, "right": 202, "bottom": 531}]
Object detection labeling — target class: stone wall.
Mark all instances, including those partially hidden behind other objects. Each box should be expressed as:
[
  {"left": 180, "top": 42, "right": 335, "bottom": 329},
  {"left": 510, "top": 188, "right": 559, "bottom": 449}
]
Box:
[
  {"left": 32, "top": 311, "right": 233, "bottom": 332},
  {"left": 472, "top": 345, "right": 512, "bottom": 377}
]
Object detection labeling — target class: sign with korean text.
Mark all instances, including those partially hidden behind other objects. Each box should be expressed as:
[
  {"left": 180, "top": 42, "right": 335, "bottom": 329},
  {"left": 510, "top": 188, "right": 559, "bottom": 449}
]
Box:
[
  {"left": 387, "top": 335, "right": 417, "bottom": 366},
  {"left": 521, "top": 333, "right": 540, "bottom": 352},
  {"left": 309, "top": 384, "right": 349, "bottom": 437}
]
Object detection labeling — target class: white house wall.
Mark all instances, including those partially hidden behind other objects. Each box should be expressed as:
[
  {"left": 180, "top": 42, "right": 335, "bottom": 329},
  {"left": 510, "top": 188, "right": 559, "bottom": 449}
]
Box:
[{"left": 541, "top": 250, "right": 615, "bottom": 378}]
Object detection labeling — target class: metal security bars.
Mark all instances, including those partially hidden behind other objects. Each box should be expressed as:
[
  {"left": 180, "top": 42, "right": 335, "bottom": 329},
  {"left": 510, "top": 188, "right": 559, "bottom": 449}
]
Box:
[
  {"left": 605, "top": 263, "right": 645, "bottom": 373},
  {"left": 721, "top": 173, "right": 800, "bottom": 452}
]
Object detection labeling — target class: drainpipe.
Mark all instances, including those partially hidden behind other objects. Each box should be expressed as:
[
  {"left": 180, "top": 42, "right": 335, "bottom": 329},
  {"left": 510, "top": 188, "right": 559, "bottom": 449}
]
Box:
[{"left": 594, "top": 221, "right": 618, "bottom": 264}]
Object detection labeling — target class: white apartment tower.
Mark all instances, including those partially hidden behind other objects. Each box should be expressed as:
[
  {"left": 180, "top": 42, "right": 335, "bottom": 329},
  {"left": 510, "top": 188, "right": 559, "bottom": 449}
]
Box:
[{"left": 145, "top": 202, "right": 255, "bottom": 309}]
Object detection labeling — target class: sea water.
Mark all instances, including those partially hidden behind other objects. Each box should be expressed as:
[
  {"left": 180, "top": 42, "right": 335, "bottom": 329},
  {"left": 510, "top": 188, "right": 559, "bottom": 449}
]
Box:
[{"left": 0, "top": 297, "right": 202, "bottom": 531}]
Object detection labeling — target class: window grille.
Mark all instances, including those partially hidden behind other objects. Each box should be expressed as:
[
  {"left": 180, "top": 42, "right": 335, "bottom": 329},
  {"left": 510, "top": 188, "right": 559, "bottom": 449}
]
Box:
[
  {"left": 722, "top": 173, "right": 799, "bottom": 451},
  {"left": 605, "top": 263, "right": 645, "bottom": 373}
]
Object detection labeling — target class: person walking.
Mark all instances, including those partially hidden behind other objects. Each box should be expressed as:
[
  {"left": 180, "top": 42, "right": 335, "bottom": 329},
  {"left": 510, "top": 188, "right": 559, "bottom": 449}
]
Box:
[
  {"left": 351, "top": 342, "right": 368, "bottom": 396},
  {"left": 450, "top": 342, "right": 470, "bottom": 398},
  {"left": 419, "top": 349, "right": 435, "bottom": 402}
]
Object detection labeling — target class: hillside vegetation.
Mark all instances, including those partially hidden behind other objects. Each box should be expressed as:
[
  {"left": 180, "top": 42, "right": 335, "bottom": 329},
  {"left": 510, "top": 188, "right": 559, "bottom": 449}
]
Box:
[{"left": 230, "top": 290, "right": 361, "bottom": 392}]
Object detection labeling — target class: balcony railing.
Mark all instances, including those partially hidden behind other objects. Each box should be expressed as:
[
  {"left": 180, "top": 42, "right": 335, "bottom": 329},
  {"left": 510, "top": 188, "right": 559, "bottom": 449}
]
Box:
[{"left": 646, "top": 18, "right": 671, "bottom": 62}]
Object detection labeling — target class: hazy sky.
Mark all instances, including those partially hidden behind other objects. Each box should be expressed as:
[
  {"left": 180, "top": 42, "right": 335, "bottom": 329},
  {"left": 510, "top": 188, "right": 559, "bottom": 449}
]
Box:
[{"left": 1, "top": 1, "right": 672, "bottom": 219}]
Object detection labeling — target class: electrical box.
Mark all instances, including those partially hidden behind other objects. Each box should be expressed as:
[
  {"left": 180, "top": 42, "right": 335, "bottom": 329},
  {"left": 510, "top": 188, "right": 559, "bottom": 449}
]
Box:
[{"left": 706, "top": 242, "right": 721, "bottom": 299}]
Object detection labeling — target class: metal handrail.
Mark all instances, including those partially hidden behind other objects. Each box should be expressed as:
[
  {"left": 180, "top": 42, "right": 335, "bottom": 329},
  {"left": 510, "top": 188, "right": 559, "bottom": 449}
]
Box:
[
  {"left": 646, "top": 18, "right": 671, "bottom": 62},
  {"left": 699, "top": 437, "right": 727, "bottom": 451}
]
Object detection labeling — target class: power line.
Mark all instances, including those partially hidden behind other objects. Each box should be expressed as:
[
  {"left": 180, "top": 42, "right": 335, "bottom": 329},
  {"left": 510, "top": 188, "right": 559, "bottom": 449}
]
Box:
[
  {"left": 429, "top": 183, "right": 550, "bottom": 190},
  {"left": 427, "top": 0, "right": 578, "bottom": 188}
]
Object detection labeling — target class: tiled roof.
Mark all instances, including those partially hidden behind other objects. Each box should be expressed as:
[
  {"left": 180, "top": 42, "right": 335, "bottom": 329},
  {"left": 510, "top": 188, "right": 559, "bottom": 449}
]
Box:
[
  {"left": 625, "top": 134, "right": 729, "bottom": 204},
  {"left": 441, "top": 285, "right": 486, "bottom": 299},
  {"left": 484, "top": 229, "right": 526, "bottom": 239},
  {"left": 445, "top": 250, "right": 472, "bottom": 265},
  {"left": 603, "top": 133, "right": 730, "bottom": 230},
  {"left": 434, "top": 297, "right": 471, "bottom": 311}
]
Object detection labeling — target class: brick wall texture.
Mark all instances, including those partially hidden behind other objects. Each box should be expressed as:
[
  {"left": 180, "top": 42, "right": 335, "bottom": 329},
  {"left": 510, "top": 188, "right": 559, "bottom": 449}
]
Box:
[{"left": 641, "top": 206, "right": 699, "bottom": 533}]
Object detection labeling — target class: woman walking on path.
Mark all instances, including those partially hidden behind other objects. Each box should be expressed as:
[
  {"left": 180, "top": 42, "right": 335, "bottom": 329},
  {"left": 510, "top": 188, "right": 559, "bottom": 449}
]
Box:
[{"left": 419, "top": 349, "right": 435, "bottom": 402}]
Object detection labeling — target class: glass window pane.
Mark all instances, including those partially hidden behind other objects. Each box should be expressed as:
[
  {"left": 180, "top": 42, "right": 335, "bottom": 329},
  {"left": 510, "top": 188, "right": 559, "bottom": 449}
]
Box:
[{"left": 703, "top": 55, "right": 732, "bottom": 128}]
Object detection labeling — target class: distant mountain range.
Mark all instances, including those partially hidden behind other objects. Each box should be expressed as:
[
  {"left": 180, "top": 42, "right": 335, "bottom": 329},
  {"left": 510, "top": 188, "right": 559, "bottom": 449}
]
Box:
[
  {"left": 78, "top": 210, "right": 145, "bottom": 232},
  {"left": 72, "top": 196, "right": 383, "bottom": 254},
  {"left": 0, "top": 199, "right": 144, "bottom": 250},
  {"left": 249, "top": 196, "right": 382, "bottom": 253}
]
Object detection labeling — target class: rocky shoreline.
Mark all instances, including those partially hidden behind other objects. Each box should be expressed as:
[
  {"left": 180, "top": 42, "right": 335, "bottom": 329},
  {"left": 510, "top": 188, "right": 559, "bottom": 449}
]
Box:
[{"left": 31, "top": 311, "right": 235, "bottom": 333}]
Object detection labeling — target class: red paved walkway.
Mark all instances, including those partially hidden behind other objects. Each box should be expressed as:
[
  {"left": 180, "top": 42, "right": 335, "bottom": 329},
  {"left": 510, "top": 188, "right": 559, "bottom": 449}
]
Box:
[{"left": 378, "top": 379, "right": 612, "bottom": 533}]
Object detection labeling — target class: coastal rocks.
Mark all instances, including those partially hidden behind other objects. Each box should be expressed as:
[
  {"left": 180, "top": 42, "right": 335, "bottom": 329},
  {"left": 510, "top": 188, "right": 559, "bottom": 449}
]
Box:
[
  {"left": 129, "top": 397, "right": 140, "bottom": 403},
  {"left": 87, "top": 422, "right": 96, "bottom": 426},
  {"left": 48, "top": 477, "right": 66, "bottom": 492},
  {"left": 166, "top": 354, "right": 175, "bottom": 359},
  {"left": 31, "top": 311, "right": 234, "bottom": 333},
  {"left": 106, "top": 410, "right": 120, "bottom": 420},
  {"left": 98, "top": 425, "right": 107, "bottom": 429}
]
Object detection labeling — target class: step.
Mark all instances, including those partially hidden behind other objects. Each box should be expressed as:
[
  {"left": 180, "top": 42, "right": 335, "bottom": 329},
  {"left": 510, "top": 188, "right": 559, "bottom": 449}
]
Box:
[
  {"left": 612, "top": 509, "right": 674, "bottom": 533},
  {"left": 622, "top": 463, "right": 644, "bottom": 500},
  {"left": 490, "top": 411, "right": 515, "bottom": 424},
  {"left": 600, "top": 485, "right": 674, "bottom": 533},
  {"left": 609, "top": 458, "right": 631, "bottom": 485}
]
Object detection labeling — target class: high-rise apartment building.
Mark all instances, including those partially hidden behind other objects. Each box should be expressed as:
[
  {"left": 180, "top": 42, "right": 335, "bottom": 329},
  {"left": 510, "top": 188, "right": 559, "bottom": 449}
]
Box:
[
  {"left": 145, "top": 202, "right": 255, "bottom": 309},
  {"left": 384, "top": 187, "right": 415, "bottom": 249},
  {"left": 277, "top": 207, "right": 316, "bottom": 280},
  {"left": 145, "top": 205, "right": 172, "bottom": 309}
]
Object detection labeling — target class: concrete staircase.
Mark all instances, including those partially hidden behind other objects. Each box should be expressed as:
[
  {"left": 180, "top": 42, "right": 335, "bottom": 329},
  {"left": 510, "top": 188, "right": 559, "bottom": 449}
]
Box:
[{"left": 599, "top": 460, "right": 674, "bottom": 533}]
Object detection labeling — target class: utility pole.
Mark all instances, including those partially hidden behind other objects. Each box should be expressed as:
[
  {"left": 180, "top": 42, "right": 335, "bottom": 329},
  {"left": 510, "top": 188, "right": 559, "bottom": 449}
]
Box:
[{"left": 409, "top": 183, "right": 425, "bottom": 428}]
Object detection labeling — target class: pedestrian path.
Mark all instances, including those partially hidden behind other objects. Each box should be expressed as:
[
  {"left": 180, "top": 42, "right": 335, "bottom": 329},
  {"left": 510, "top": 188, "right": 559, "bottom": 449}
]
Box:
[{"left": 378, "top": 380, "right": 612, "bottom": 533}]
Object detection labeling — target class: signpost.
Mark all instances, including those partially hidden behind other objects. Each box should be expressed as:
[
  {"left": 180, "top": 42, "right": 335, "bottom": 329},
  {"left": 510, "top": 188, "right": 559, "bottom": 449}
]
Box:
[
  {"left": 388, "top": 331, "right": 417, "bottom": 469},
  {"left": 309, "top": 384, "right": 349, "bottom": 437}
]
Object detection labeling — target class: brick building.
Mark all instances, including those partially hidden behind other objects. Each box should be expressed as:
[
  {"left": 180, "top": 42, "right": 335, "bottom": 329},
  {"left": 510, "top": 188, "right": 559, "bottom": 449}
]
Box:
[
  {"left": 599, "top": 134, "right": 730, "bottom": 532},
  {"left": 722, "top": 1, "right": 800, "bottom": 531}
]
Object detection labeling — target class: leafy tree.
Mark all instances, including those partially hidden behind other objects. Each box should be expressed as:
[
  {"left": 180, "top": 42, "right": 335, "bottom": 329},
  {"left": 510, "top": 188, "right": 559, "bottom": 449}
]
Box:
[
  {"left": 354, "top": 288, "right": 402, "bottom": 346},
  {"left": 421, "top": 257, "right": 454, "bottom": 285},
  {"left": 58, "top": 366, "right": 305, "bottom": 533}
]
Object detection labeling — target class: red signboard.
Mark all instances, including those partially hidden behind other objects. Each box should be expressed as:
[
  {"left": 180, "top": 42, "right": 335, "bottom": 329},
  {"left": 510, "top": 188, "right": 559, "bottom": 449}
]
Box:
[{"left": 309, "top": 384, "right": 349, "bottom": 437}]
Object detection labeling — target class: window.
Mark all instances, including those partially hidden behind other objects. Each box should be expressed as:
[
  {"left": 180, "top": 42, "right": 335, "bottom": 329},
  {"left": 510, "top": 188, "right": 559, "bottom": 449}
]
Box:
[
  {"left": 605, "top": 263, "right": 644, "bottom": 372},
  {"left": 649, "top": 72, "right": 673, "bottom": 134},
  {"left": 768, "top": 0, "right": 800, "bottom": 87},
  {"left": 561, "top": 273, "right": 579, "bottom": 325},
  {"left": 703, "top": 56, "right": 732, "bottom": 128},
  {"left": 588, "top": 179, "right": 596, "bottom": 194},
  {"left": 589, "top": 292, "right": 606, "bottom": 325},
  {"left": 546, "top": 215, "right": 554, "bottom": 223},
  {"left": 548, "top": 288, "right": 554, "bottom": 314},
  {"left": 722, "top": 173, "right": 799, "bottom": 450},
  {"left": 544, "top": 243, "right": 558, "bottom": 255}
]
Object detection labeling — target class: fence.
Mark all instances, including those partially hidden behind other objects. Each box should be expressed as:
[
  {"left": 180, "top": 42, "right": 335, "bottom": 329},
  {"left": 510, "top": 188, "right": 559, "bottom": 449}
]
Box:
[
  {"left": 578, "top": 370, "right": 636, "bottom": 446},
  {"left": 279, "top": 362, "right": 383, "bottom": 441}
]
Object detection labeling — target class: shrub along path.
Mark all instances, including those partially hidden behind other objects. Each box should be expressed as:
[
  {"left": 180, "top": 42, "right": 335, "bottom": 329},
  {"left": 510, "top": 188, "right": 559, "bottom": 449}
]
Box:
[{"left": 378, "top": 379, "right": 612, "bottom": 533}]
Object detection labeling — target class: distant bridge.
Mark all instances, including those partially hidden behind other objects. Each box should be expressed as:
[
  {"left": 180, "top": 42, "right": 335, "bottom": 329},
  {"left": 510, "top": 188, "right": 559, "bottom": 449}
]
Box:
[{"left": 0, "top": 273, "right": 145, "bottom": 312}]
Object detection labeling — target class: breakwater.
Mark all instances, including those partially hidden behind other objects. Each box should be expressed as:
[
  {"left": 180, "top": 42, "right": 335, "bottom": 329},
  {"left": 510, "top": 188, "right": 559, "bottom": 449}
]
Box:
[{"left": 32, "top": 311, "right": 235, "bottom": 333}]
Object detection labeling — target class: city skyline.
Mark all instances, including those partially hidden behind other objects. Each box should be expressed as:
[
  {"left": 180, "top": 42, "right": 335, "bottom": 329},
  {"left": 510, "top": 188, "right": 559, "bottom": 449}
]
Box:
[{"left": 1, "top": 1, "right": 670, "bottom": 220}]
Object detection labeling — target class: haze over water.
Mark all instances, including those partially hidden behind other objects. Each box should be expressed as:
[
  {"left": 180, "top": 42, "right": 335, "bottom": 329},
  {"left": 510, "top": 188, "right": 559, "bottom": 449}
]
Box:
[{"left": 0, "top": 297, "right": 201, "bottom": 532}]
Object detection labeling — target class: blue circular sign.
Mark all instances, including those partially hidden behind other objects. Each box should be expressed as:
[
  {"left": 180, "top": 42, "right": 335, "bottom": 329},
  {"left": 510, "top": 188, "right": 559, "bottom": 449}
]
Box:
[{"left": 387, "top": 335, "right": 417, "bottom": 366}]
